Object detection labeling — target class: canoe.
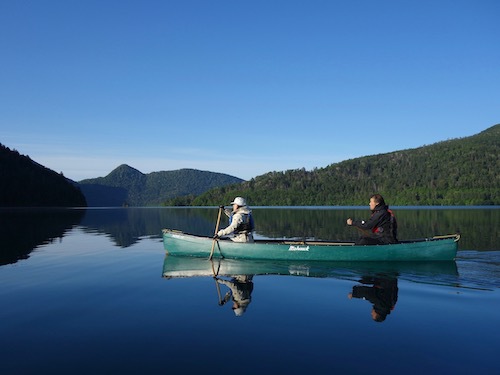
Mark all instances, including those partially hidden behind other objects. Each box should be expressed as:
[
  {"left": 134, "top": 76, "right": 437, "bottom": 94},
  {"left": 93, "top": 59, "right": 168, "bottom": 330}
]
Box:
[
  {"left": 162, "top": 229, "right": 460, "bottom": 261},
  {"left": 162, "top": 255, "right": 459, "bottom": 280}
]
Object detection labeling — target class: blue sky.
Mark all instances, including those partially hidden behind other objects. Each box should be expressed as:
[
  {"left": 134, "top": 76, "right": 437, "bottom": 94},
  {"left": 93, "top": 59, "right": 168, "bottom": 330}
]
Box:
[{"left": 1, "top": 0, "right": 499, "bottom": 181}]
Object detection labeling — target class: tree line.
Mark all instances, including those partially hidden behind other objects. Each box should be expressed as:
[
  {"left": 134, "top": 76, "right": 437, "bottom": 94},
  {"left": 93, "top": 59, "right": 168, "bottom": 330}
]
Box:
[
  {"left": 0, "top": 144, "right": 87, "bottom": 207},
  {"left": 164, "top": 124, "right": 500, "bottom": 206}
]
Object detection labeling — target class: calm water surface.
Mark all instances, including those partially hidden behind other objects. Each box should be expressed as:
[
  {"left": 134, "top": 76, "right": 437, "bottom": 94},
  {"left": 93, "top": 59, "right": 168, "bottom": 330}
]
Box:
[{"left": 0, "top": 207, "right": 499, "bottom": 375}]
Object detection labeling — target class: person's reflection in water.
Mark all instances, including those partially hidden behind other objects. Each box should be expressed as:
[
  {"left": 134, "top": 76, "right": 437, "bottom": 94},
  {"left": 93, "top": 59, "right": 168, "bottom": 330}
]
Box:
[
  {"left": 348, "top": 275, "right": 398, "bottom": 322},
  {"left": 215, "top": 275, "right": 254, "bottom": 317}
]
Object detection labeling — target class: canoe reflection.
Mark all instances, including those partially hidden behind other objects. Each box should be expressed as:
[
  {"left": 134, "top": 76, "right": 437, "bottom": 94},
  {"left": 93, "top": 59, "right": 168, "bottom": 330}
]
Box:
[
  {"left": 348, "top": 275, "right": 399, "bottom": 322},
  {"left": 162, "top": 255, "right": 458, "bottom": 319}
]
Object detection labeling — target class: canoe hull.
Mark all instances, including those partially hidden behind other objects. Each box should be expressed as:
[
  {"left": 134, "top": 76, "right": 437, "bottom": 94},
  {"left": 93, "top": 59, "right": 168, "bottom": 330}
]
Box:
[{"left": 162, "top": 229, "right": 459, "bottom": 261}]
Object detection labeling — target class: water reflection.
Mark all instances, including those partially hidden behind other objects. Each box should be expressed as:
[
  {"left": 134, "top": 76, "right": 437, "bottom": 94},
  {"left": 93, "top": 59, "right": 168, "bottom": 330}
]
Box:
[
  {"left": 256, "top": 207, "right": 499, "bottom": 250},
  {"left": 0, "top": 208, "right": 84, "bottom": 265},
  {"left": 80, "top": 208, "right": 216, "bottom": 247},
  {"left": 348, "top": 275, "right": 399, "bottom": 322},
  {"left": 215, "top": 275, "right": 254, "bottom": 316},
  {"left": 77, "top": 207, "right": 499, "bottom": 250},
  {"left": 162, "top": 255, "right": 458, "bottom": 320},
  {"left": 1, "top": 207, "right": 498, "bottom": 267}
]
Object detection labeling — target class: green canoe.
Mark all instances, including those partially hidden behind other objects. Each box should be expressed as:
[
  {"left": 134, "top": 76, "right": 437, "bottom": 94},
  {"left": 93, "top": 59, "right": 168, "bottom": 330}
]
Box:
[{"left": 162, "top": 229, "right": 460, "bottom": 261}]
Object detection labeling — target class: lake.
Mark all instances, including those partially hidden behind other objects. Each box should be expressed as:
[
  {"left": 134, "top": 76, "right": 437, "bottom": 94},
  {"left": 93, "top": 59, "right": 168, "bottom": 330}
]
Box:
[{"left": 1, "top": 207, "right": 499, "bottom": 374}]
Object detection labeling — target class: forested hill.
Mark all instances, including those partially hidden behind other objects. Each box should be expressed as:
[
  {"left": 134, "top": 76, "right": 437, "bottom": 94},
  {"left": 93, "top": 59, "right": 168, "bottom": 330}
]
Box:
[
  {"left": 185, "top": 124, "right": 500, "bottom": 206},
  {"left": 0, "top": 144, "right": 87, "bottom": 207},
  {"left": 79, "top": 165, "right": 244, "bottom": 206}
]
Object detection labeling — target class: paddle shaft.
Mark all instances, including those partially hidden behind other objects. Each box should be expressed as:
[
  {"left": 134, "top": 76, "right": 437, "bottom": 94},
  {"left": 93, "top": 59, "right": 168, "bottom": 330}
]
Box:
[
  {"left": 209, "top": 206, "right": 223, "bottom": 260},
  {"left": 210, "top": 260, "right": 224, "bottom": 304}
]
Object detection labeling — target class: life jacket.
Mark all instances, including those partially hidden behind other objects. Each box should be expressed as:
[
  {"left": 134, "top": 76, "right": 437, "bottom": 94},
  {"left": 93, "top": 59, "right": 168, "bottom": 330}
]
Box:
[
  {"left": 372, "top": 208, "right": 398, "bottom": 242},
  {"left": 388, "top": 209, "right": 398, "bottom": 242},
  {"left": 230, "top": 211, "right": 255, "bottom": 234}
]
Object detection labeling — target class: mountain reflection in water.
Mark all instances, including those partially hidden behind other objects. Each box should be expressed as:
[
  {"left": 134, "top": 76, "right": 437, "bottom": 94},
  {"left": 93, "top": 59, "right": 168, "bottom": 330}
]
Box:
[
  {"left": 2, "top": 207, "right": 497, "bottom": 263},
  {"left": 0, "top": 208, "right": 84, "bottom": 265},
  {"left": 0, "top": 208, "right": 497, "bottom": 375}
]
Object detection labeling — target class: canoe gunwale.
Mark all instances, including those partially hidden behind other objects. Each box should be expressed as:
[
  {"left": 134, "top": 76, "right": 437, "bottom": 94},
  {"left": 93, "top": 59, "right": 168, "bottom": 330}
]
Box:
[
  {"left": 162, "top": 229, "right": 459, "bottom": 261},
  {"left": 161, "top": 229, "right": 460, "bottom": 247}
]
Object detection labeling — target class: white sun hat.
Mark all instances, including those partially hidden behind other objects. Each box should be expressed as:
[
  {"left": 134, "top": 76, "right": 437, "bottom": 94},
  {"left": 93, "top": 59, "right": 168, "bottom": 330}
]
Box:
[{"left": 230, "top": 197, "right": 247, "bottom": 206}]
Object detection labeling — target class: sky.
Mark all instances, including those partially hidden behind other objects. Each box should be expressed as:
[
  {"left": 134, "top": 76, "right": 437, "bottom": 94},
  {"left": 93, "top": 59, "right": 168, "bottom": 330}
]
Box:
[{"left": 1, "top": 0, "right": 499, "bottom": 181}]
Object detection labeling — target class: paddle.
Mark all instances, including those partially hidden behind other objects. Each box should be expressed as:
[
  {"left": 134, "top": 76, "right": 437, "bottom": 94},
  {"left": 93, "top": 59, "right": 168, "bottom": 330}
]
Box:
[
  {"left": 209, "top": 206, "right": 223, "bottom": 260},
  {"left": 210, "top": 259, "right": 226, "bottom": 305}
]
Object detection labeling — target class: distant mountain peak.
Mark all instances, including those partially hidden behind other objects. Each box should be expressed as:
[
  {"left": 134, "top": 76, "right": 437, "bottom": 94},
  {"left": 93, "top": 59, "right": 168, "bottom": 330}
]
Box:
[
  {"left": 109, "top": 164, "right": 144, "bottom": 176},
  {"left": 78, "top": 166, "right": 244, "bottom": 206}
]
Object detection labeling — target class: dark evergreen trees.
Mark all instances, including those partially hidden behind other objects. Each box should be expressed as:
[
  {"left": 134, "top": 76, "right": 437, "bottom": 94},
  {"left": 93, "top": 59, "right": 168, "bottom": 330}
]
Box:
[
  {"left": 184, "top": 124, "right": 500, "bottom": 206},
  {"left": 0, "top": 144, "right": 87, "bottom": 207}
]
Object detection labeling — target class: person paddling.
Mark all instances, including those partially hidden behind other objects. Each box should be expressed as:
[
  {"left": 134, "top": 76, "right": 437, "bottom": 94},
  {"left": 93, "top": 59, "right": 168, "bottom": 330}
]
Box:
[
  {"left": 346, "top": 194, "right": 398, "bottom": 245},
  {"left": 214, "top": 197, "right": 254, "bottom": 243}
]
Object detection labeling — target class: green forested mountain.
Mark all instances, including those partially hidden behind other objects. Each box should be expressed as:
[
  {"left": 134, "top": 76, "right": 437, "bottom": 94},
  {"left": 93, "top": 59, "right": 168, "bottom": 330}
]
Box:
[
  {"left": 0, "top": 143, "right": 87, "bottom": 207},
  {"left": 3, "top": 124, "right": 498, "bottom": 208},
  {"left": 79, "top": 164, "right": 244, "bottom": 206},
  {"left": 181, "top": 124, "right": 500, "bottom": 206}
]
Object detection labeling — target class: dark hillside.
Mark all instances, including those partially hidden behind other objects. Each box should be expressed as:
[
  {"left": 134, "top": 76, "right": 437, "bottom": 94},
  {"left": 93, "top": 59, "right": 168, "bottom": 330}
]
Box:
[
  {"left": 188, "top": 124, "right": 500, "bottom": 206},
  {"left": 0, "top": 144, "right": 87, "bottom": 207}
]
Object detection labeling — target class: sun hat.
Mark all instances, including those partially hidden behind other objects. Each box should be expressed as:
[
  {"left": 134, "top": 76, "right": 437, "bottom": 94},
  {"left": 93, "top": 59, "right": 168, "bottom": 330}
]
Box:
[{"left": 230, "top": 197, "right": 247, "bottom": 207}]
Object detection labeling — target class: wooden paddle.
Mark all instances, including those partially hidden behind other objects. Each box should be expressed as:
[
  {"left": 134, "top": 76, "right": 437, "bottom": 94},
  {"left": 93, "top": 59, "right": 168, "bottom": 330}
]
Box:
[
  {"left": 210, "top": 259, "right": 224, "bottom": 305},
  {"left": 209, "top": 206, "right": 223, "bottom": 260}
]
